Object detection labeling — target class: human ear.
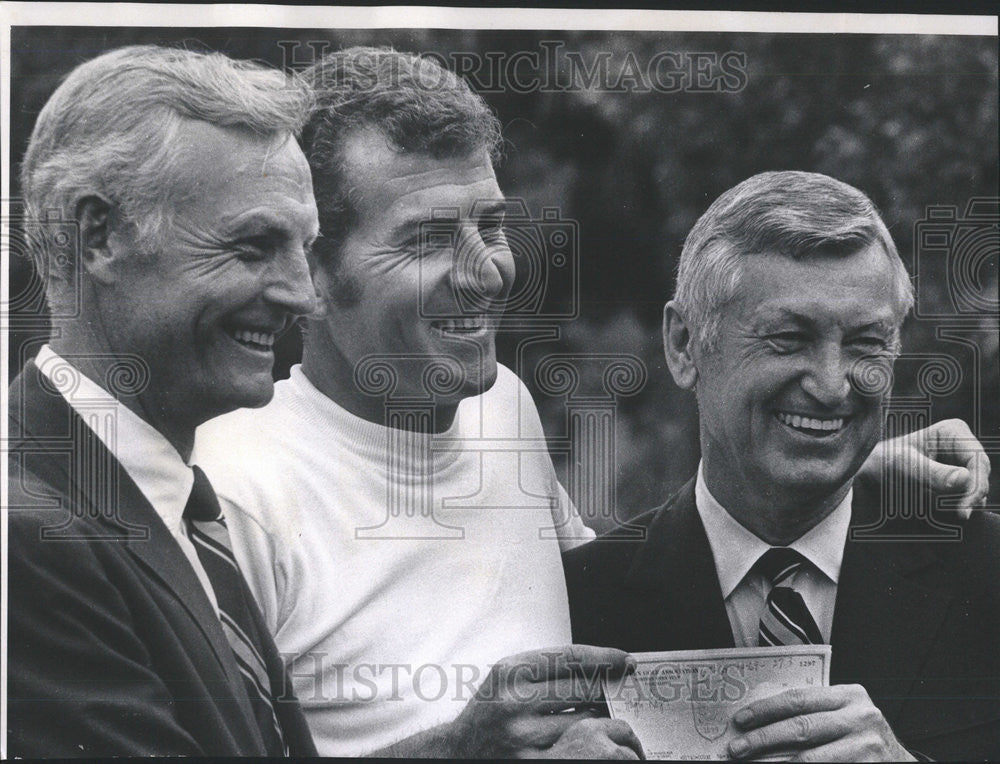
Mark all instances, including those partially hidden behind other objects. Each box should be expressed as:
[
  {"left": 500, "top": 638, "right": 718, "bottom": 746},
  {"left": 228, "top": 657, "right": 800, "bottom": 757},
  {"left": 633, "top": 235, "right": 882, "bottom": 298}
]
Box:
[
  {"left": 74, "top": 195, "right": 117, "bottom": 285},
  {"left": 306, "top": 256, "right": 331, "bottom": 319},
  {"left": 663, "top": 301, "right": 698, "bottom": 390}
]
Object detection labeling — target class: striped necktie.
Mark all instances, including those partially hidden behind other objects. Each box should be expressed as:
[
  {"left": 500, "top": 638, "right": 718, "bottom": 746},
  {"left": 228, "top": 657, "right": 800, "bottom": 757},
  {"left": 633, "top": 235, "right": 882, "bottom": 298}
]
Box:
[
  {"left": 184, "top": 465, "right": 288, "bottom": 756},
  {"left": 756, "top": 547, "right": 824, "bottom": 646}
]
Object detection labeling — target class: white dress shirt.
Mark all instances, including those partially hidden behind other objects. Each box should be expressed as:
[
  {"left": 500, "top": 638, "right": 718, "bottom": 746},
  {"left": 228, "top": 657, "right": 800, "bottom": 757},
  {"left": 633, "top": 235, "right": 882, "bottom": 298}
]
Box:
[
  {"left": 34, "top": 344, "right": 218, "bottom": 613},
  {"left": 694, "top": 461, "right": 852, "bottom": 646}
]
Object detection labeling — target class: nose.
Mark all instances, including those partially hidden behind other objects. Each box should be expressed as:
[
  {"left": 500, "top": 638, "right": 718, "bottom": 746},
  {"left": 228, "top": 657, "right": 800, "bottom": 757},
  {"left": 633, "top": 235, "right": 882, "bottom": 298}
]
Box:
[
  {"left": 801, "top": 343, "right": 852, "bottom": 408},
  {"left": 451, "top": 229, "right": 515, "bottom": 309},
  {"left": 263, "top": 246, "right": 317, "bottom": 317}
]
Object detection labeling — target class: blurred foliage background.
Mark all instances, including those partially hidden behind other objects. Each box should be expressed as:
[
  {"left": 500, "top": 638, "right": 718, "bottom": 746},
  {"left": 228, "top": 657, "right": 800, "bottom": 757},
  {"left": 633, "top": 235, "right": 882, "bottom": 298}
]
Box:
[{"left": 9, "top": 28, "right": 998, "bottom": 529}]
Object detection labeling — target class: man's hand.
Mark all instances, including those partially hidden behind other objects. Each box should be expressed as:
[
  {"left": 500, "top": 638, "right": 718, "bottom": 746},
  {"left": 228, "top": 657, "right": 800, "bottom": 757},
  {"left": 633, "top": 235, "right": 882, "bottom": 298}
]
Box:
[
  {"left": 542, "top": 718, "right": 644, "bottom": 759},
  {"left": 860, "top": 418, "right": 991, "bottom": 518},
  {"left": 727, "top": 685, "right": 914, "bottom": 762},
  {"left": 447, "top": 645, "right": 644, "bottom": 759}
]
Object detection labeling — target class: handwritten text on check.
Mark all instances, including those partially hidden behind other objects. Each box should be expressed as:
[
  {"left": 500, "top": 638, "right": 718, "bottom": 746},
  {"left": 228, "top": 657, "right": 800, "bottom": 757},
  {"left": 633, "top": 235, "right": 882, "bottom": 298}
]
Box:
[{"left": 605, "top": 645, "right": 831, "bottom": 760}]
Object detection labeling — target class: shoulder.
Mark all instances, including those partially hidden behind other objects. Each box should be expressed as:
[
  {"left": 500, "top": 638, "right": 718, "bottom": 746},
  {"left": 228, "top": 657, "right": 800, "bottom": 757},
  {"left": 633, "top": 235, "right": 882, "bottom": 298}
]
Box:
[
  {"left": 9, "top": 469, "right": 87, "bottom": 551},
  {"left": 485, "top": 362, "right": 528, "bottom": 401},
  {"left": 196, "top": 374, "right": 308, "bottom": 444},
  {"left": 945, "top": 511, "right": 1000, "bottom": 602},
  {"left": 563, "top": 480, "right": 697, "bottom": 585},
  {"left": 851, "top": 484, "right": 1000, "bottom": 604},
  {"left": 193, "top": 393, "right": 300, "bottom": 527},
  {"left": 8, "top": 477, "right": 133, "bottom": 606},
  {"left": 562, "top": 505, "right": 660, "bottom": 574},
  {"left": 561, "top": 501, "right": 675, "bottom": 648},
  {"left": 474, "top": 362, "right": 546, "bottom": 432},
  {"left": 196, "top": 394, "right": 287, "bottom": 451}
]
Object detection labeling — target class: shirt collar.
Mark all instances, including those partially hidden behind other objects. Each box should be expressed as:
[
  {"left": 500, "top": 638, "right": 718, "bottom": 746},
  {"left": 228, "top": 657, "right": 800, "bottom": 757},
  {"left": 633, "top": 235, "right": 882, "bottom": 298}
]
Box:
[
  {"left": 34, "top": 344, "right": 195, "bottom": 533},
  {"left": 695, "top": 461, "right": 852, "bottom": 597}
]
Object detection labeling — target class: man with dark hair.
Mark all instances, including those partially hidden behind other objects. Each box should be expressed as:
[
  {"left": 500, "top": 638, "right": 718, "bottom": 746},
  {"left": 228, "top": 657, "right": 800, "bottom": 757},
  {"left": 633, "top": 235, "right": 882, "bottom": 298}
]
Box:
[
  {"left": 563, "top": 171, "right": 1000, "bottom": 761},
  {"left": 7, "top": 45, "right": 320, "bottom": 757},
  {"left": 194, "top": 47, "right": 641, "bottom": 758}
]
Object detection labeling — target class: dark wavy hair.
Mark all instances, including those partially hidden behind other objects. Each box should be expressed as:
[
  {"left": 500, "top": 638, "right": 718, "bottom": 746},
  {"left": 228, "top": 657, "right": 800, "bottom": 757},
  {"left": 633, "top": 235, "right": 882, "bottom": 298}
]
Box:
[{"left": 300, "top": 46, "right": 503, "bottom": 269}]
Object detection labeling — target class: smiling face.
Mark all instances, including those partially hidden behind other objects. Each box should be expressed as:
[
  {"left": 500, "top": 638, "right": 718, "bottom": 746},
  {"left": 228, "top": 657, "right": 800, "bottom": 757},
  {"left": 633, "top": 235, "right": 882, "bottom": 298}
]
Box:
[
  {"left": 100, "top": 119, "right": 318, "bottom": 430},
  {"left": 303, "top": 128, "right": 515, "bottom": 426},
  {"left": 686, "top": 244, "right": 902, "bottom": 529}
]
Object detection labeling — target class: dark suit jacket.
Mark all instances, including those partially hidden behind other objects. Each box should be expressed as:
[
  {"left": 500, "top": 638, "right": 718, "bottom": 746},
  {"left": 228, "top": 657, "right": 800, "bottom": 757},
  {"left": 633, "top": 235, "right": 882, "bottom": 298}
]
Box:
[
  {"left": 6, "top": 361, "right": 317, "bottom": 758},
  {"left": 564, "top": 477, "right": 1000, "bottom": 761}
]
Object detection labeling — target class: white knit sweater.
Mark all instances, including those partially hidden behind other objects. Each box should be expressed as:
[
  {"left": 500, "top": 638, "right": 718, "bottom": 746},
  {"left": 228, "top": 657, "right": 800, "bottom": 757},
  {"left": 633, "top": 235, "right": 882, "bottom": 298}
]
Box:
[{"left": 194, "top": 363, "right": 593, "bottom": 756}]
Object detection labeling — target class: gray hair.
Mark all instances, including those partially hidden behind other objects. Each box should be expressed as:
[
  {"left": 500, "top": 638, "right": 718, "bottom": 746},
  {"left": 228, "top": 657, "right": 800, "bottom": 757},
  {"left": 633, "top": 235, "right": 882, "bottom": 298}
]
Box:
[
  {"left": 673, "top": 170, "right": 914, "bottom": 351},
  {"left": 20, "top": 44, "right": 314, "bottom": 310},
  {"left": 300, "top": 46, "right": 503, "bottom": 270}
]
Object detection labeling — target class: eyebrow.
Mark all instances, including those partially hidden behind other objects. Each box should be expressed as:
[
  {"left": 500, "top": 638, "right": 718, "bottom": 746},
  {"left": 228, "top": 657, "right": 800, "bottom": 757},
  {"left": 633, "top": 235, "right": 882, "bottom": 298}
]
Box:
[
  {"left": 846, "top": 320, "right": 897, "bottom": 336},
  {"left": 225, "top": 211, "right": 316, "bottom": 241},
  {"left": 388, "top": 201, "right": 508, "bottom": 243},
  {"left": 755, "top": 309, "right": 896, "bottom": 334},
  {"left": 476, "top": 201, "right": 507, "bottom": 218}
]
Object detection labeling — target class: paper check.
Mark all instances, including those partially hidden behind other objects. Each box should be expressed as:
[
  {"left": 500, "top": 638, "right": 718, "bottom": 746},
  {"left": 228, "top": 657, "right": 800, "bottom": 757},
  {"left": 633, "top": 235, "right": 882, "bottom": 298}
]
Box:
[{"left": 604, "top": 645, "right": 831, "bottom": 760}]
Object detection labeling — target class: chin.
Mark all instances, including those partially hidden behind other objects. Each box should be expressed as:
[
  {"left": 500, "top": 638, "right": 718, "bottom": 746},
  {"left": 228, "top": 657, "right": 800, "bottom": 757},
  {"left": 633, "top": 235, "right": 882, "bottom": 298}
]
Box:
[
  {"left": 479, "top": 363, "right": 499, "bottom": 392},
  {"left": 454, "top": 356, "right": 497, "bottom": 396},
  {"left": 220, "top": 379, "right": 276, "bottom": 412},
  {"left": 770, "top": 461, "right": 856, "bottom": 496},
  {"left": 447, "top": 376, "right": 492, "bottom": 405}
]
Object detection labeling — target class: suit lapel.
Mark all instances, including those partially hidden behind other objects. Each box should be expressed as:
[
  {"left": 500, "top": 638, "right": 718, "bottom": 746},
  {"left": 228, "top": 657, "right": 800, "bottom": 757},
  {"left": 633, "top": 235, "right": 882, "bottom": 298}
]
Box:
[
  {"left": 624, "top": 479, "right": 735, "bottom": 650},
  {"left": 830, "top": 491, "right": 954, "bottom": 722},
  {"left": 599, "top": 473, "right": 955, "bottom": 725},
  {"left": 9, "top": 363, "right": 263, "bottom": 746}
]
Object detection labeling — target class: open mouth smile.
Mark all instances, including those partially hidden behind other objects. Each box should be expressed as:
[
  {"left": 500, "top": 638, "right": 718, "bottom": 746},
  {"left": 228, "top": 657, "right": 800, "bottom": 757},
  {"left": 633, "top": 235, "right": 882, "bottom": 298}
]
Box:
[
  {"left": 775, "top": 411, "right": 847, "bottom": 437},
  {"left": 229, "top": 327, "right": 277, "bottom": 353},
  {"left": 432, "top": 317, "right": 491, "bottom": 337}
]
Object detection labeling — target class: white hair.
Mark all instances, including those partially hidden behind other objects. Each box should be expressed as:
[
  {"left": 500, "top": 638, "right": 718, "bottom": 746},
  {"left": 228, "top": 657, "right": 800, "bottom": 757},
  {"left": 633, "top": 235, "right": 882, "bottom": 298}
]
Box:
[
  {"left": 20, "top": 44, "right": 314, "bottom": 310},
  {"left": 673, "top": 170, "right": 914, "bottom": 352}
]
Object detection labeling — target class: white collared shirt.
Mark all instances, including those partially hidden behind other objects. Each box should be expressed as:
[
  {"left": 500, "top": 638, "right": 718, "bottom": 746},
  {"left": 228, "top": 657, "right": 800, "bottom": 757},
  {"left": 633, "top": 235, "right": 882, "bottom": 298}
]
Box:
[
  {"left": 34, "top": 344, "right": 218, "bottom": 613},
  {"left": 694, "top": 461, "right": 851, "bottom": 646}
]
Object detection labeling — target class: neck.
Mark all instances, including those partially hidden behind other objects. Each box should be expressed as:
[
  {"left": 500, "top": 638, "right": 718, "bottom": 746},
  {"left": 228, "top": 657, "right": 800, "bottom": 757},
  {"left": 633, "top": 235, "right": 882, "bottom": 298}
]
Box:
[
  {"left": 49, "top": 328, "right": 196, "bottom": 461},
  {"left": 300, "top": 336, "right": 459, "bottom": 434},
  {"left": 701, "top": 458, "right": 852, "bottom": 546}
]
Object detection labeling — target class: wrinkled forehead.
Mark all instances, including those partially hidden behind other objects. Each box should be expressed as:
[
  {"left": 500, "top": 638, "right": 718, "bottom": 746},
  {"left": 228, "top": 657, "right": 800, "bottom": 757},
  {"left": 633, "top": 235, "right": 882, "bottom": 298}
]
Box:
[
  {"left": 734, "top": 245, "right": 906, "bottom": 328},
  {"left": 170, "top": 120, "right": 311, "bottom": 187},
  {"left": 381, "top": 165, "right": 504, "bottom": 223},
  {"left": 158, "top": 120, "right": 317, "bottom": 238}
]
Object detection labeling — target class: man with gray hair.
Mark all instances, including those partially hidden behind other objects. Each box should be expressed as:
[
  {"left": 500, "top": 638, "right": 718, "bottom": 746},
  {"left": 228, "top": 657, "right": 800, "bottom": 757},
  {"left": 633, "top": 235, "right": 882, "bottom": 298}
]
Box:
[
  {"left": 8, "top": 45, "right": 320, "bottom": 756},
  {"left": 565, "top": 171, "right": 1000, "bottom": 760}
]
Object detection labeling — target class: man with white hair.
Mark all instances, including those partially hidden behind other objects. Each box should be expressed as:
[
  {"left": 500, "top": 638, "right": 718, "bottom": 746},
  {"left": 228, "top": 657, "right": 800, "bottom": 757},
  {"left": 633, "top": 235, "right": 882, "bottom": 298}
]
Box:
[
  {"left": 564, "top": 171, "right": 1000, "bottom": 761},
  {"left": 7, "top": 46, "right": 321, "bottom": 757}
]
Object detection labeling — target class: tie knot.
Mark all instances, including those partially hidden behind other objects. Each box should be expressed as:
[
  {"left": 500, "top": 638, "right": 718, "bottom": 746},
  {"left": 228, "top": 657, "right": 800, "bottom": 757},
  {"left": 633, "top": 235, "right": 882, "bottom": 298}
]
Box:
[
  {"left": 184, "top": 465, "right": 222, "bottom": 522},
  {"left": 757, "top": 547, "right": 807, "bottom": 586}
]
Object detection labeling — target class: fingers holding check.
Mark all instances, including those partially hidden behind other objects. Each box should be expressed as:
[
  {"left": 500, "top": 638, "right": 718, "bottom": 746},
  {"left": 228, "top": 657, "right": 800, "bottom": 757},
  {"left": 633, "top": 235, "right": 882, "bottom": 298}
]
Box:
[
  {"left": 728, "top": 684, "right": 914, "bottom": 762},
  {"left": 451, "top": 644, "right": 643, "bottom": 758}
]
